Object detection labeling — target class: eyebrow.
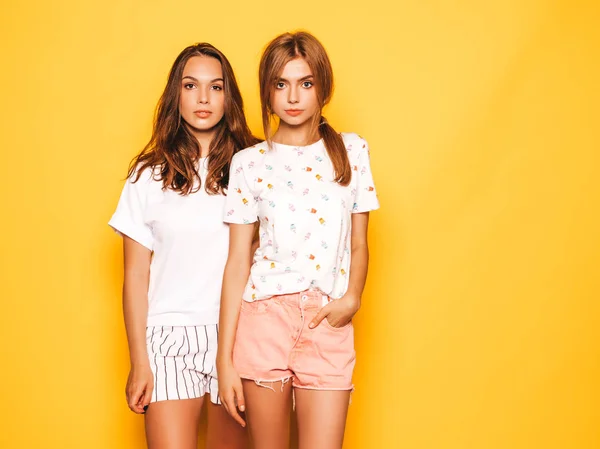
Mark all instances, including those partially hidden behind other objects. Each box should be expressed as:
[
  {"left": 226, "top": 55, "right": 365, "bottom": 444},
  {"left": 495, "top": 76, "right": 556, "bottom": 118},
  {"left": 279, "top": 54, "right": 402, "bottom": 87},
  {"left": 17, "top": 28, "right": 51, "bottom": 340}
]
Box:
[
  {"left": 278, "top": 75, "right": 314, "bottom": 82},
  {"left": 182, "top": 76, "right": 224, "bottom": 83}
]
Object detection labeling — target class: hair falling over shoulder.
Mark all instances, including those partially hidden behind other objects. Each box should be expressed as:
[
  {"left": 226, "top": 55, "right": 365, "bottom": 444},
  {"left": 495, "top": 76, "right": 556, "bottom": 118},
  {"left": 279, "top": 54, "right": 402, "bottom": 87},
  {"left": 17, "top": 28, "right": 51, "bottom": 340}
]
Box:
[
  {"left": 128, "top": 43, "right": 259, "bottom": 195},
  {"left": 259, "top": 31, "right": 351, "bottom": 186}
]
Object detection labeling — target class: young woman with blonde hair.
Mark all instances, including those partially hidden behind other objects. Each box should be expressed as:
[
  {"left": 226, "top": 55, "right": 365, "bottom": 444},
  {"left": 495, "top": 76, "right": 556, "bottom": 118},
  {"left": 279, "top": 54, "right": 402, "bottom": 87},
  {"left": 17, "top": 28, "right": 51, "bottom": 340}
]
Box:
[{"left": 217, "top": 31, "right": 379, "bottom": 449}]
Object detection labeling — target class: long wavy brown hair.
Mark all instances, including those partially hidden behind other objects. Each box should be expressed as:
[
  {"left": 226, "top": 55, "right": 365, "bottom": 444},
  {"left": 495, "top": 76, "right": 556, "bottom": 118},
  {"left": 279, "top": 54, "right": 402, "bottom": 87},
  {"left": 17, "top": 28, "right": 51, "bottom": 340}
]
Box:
[
  {"left": 128, "top": 43, "right": 258, "bottom": 194},
  {"left": 259, "top": 32, "right": 351, "bottom": 186}
]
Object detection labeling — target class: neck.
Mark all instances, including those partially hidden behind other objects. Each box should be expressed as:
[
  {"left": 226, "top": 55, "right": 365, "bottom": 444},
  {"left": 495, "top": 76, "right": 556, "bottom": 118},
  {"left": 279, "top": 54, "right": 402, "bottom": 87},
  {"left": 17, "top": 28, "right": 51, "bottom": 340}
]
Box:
[
  {"left": 272, "top": 119, "right": 320, "bottom": 147},
  {"left": 191, "top": 128, "right": 216, "bottom": 158}
]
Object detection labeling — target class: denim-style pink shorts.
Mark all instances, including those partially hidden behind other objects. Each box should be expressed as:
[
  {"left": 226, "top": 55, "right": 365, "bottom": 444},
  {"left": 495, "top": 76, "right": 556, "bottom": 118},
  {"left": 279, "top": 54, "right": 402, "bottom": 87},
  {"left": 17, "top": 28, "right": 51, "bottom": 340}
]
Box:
[{"left": 233, "top": 290, "right": 355, "bottom": 390}]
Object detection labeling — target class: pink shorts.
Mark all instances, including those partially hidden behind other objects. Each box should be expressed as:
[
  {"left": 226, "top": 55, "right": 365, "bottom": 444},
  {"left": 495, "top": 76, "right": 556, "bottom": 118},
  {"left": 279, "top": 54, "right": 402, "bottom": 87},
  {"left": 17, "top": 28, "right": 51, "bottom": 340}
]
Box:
[{"left": 233, "top": 290, "right": 355, "bottom": 390}]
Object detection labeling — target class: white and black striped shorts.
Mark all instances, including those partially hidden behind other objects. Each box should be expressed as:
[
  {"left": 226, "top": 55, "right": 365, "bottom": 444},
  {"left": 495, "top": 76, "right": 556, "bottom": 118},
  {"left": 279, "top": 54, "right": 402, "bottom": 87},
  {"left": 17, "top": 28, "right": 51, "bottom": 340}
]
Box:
[{"left": 146, "top": 325, "right": 220, "bottom": 404}]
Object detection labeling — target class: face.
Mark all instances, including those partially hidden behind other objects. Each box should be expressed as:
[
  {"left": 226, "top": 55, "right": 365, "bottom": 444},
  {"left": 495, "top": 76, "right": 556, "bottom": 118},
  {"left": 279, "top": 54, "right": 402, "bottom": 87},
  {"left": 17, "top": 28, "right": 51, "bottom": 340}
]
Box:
[
  {"left": 179, "top": 55, "right": 225, "bottom": 132},
  {"left": 271, "top": 57, "right": 320, "bottom": 127}
]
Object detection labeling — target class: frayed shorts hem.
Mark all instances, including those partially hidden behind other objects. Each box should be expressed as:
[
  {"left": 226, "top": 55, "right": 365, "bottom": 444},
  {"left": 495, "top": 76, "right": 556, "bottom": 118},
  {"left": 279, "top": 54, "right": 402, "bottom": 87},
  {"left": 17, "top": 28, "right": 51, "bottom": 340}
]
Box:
[{"left": 240, "top": 374, "right": 353, "bottom": 392}]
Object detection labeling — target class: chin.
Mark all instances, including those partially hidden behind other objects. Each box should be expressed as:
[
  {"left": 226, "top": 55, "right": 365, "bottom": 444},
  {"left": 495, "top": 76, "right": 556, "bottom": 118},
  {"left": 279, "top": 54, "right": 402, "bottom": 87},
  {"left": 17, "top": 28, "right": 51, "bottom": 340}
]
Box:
[{"left": 196, "top": 121, "right": 219, "bottom": 130}]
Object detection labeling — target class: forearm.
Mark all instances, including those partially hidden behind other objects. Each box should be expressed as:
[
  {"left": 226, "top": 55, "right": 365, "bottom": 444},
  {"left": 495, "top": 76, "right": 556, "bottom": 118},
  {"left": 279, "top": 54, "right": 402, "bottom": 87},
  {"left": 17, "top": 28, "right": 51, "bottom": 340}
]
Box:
[
  {"left": 122, "top": 252, "right": 153, "bottom": 414},
  {"left": 123, "top": 278, "right": 150, "bottom": 367},
  {"left": 217, "top": 258, "right": 251, "bottom": 366},
  {"left": 121, "top": 236, "right": 152, "bottom": 368},
  {"left": 346, "top": 242, "right": 369, "bottom": 301}
]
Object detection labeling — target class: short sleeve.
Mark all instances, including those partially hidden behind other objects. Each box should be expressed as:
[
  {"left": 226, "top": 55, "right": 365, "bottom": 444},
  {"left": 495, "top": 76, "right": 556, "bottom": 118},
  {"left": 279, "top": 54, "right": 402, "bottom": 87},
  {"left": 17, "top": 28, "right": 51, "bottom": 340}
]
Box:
[
  {"left": 108, "top": 170, "right": 154, "bottom": 250},
  {"left": 352, "top": 138, "right": 380, "bottom": 213},
  {"left": 223, "top": 154, "right": 258, "bottom": 224}
]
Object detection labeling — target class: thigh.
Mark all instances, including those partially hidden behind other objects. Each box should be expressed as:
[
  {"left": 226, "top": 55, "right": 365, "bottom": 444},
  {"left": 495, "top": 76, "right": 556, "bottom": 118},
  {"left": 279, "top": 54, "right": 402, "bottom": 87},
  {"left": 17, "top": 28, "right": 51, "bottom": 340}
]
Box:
[
  {"left": 206, "top": 401, "right": 249, "bottom": 449},
  {"left": 294, "top": 388, "right": 351, "bottom": 449},
  {"left": 242, "top": 379, "right": 293, "bottom": 449},
  {"left": 145, "top": 397, "right": 204, "bottom": 449}
]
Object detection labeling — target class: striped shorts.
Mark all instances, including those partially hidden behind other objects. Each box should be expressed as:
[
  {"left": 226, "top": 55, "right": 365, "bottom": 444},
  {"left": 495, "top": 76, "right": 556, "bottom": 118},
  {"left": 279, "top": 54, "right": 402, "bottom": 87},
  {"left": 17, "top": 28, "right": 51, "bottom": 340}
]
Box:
[{"left": 146, "top": 325, "right": 220, "bottom": 404}]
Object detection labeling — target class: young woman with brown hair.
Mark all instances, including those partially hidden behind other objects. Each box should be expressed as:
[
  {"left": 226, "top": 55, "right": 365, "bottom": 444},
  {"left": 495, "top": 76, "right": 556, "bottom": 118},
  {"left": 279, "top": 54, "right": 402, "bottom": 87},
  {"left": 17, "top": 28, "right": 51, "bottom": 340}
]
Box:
[
  {"left": 109, "top": 43, "right": 257, "bottom": 449},
  {"left": 217, "top": 32, "right": 380, "bottom": 449}
]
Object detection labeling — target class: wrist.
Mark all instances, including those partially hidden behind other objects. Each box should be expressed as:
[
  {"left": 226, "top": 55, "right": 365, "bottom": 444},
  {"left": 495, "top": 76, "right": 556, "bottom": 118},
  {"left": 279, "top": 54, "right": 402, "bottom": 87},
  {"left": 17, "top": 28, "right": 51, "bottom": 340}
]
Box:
[
  {"left": 129, "top": 347, "right": 150, "bottom": 367},
  {"left": 343, "top": 293, "right": 362, "bottom": 309},
  {"left": 130, "top": 359, "right": 150, "bottom": 370},
  {"left": 216, "top": 353, "right": 233, "bottom": 368}
]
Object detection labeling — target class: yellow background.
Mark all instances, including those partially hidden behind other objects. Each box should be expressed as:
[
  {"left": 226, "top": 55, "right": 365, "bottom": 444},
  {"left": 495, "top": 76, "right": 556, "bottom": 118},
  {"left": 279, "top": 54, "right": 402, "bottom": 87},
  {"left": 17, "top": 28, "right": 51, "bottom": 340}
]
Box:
[{"left": 1, "top": 0, "right": 599, "bottom": 448}]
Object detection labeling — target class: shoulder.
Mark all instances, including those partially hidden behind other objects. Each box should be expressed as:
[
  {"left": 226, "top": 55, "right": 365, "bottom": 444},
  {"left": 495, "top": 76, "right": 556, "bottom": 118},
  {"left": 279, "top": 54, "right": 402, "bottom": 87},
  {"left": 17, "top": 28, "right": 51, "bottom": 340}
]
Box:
[
  {"left": 340, "top": 132, "right": 368, "bottom": 148},
  {"left": 126, "top": 164, "right": 163, "bottom": 192},
  {"left": 340, "top": 132, "right": 369, "bottom": 161},
  {"left": 231, "top": 141, "right": 269, "bottom": 166}
]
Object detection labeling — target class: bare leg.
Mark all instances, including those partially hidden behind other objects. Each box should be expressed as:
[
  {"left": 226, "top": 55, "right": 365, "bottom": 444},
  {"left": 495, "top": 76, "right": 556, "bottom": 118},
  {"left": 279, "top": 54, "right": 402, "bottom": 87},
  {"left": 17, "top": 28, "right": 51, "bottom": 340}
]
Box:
[
  {"left": 206, "top": 401, "right": 249, "bottom": 449},
  {"left": 295, "top": 389, "right": 351, "bottom": 449},
  {"left": 145, "top": 397, "right": 204, "bottom": 449},
  {"left": 242, "top": 379, "right": 293, "bottom": 449}
]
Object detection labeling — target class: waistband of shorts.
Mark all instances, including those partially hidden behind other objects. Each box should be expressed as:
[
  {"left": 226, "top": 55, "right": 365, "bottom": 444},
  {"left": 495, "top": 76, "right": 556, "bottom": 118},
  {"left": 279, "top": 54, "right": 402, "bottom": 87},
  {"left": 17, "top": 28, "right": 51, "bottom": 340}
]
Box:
[{"left": 265, "top": 290, "right": 328, "bottom": 306}]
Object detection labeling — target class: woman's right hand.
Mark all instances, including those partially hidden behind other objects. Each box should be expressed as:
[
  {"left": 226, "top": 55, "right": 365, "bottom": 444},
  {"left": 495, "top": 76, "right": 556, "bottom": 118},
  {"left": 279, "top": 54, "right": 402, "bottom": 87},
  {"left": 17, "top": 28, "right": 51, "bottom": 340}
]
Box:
[
  {"left": 126, "top": 364, "right": 154, "bottom": 414},
  {"left": 217, "top": 361, "right": 246, "bottom": 427}
]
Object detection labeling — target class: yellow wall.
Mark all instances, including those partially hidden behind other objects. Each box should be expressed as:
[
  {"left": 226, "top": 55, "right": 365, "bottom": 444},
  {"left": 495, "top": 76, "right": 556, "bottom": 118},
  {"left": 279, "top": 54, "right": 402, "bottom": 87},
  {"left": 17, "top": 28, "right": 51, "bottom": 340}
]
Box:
[{"left": 1, "top": 1, "right": 599, "bottom": 448}]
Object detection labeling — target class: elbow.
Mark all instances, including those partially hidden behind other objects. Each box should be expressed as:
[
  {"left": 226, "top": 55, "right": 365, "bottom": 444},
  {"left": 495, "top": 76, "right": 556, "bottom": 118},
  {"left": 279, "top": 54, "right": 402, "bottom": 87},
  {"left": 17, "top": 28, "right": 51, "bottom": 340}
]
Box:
[
  {"left": 224, "top": 255, "right": 251, "bottom": 278},
  {"left": 351, "top": 241, "right": 369, "bottom": 257}
]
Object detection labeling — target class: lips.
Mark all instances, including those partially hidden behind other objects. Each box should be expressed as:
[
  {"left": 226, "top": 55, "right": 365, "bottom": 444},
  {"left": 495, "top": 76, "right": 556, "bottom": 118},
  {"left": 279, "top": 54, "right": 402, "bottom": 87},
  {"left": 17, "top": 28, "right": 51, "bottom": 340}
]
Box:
[
  {"left": 194, "top": 110, "right": 212, "bottom": 118},
  {"left": 285, "top": 109, "right": 303, "bottom": 117}
]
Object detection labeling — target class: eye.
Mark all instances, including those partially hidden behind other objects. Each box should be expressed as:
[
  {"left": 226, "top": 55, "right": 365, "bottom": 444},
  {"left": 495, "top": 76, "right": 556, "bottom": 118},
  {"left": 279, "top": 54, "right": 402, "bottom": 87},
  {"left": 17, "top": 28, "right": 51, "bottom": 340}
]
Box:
[
  {"left": 276, "top": 82, "right": 286, "bottom": 89},
  {"left": 183, "top": 83, "right": 196, "bottom": 90},
  {"left": 211, "top": 85, "right": 223, "bottom": 91},
  {"left": 302, "top": 81, "right": 313, "bottom": 88}
]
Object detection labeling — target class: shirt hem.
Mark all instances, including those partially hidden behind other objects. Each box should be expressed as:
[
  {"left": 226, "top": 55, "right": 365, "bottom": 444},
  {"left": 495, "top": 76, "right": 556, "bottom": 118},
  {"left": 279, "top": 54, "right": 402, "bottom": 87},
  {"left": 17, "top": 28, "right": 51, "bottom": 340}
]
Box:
[
  {"left": 352, "top": 204, "right": 380, "bottom": 214},
  {"left": 223, "top": 217, "right": 258, "bottom": 224},
  {"left": 146, "top": 310, "right": 220, "bottom": 327},
  {"left": 242, "top": 289, "right": 344, "bottom": 302}
]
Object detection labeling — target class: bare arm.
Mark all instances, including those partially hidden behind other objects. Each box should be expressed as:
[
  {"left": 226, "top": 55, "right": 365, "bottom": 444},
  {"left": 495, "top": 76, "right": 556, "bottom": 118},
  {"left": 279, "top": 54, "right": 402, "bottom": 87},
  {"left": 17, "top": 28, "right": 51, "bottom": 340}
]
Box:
[
  {"left": 217, "top": 223, "right": 255, "bottom": 426},
  {"left": 123, "top": 236, "right": 151, "bottom": 365},
  {"left": 250, "top": 222, "right": 260, "bottom": 260},
  {"left": 345, "top": 212, "right": 370, "bottom": 303},
  {"left": 122, "top": 235, "right": 153, "bottom": 413},
  {"left": 218, "top": 223, "right": 255, "bottom": 363},
  {"left": 310, "top": 212, "right": 371, "bottom": 328}
]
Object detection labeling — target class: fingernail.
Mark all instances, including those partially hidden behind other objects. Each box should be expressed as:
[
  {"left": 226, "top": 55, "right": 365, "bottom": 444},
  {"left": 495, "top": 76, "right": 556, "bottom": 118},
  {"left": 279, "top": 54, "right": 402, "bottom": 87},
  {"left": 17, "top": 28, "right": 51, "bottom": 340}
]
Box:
[
  {"left": 143, "top": 405, "right": 148, "bottom": 412},
  {"left": 309, "top": 323, "right": 315, "bottom": 329},
  {"left": 240, "top": 405, "right": 245, "bottom": 411}
]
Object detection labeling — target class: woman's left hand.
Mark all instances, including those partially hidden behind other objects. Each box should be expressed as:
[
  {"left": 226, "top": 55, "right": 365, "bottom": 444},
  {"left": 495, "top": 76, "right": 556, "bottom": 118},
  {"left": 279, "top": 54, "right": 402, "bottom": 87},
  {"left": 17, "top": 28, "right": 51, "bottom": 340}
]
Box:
[{"left": 309, "top": 294, "right": 361, "bottom": 329}]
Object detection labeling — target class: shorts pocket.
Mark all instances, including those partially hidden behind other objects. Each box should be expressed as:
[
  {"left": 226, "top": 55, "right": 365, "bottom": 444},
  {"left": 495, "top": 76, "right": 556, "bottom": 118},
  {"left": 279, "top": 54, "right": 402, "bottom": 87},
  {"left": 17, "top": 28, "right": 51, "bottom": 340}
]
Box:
[
  {"left": 322, "top": 317, "right": 352, "bottom": 332},
  {"left": 309, "top": 319, "right": 356, "bottom": 380}
]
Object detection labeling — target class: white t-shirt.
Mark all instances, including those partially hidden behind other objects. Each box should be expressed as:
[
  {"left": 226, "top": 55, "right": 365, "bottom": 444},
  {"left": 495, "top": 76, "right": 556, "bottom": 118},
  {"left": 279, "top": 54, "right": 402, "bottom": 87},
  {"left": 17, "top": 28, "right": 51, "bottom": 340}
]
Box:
[
  {"left": 109, "top": 158, "right": 228, "bottom": 326},
  {"left": 224, "top": 133, "right": 379, "bottom": 302}
]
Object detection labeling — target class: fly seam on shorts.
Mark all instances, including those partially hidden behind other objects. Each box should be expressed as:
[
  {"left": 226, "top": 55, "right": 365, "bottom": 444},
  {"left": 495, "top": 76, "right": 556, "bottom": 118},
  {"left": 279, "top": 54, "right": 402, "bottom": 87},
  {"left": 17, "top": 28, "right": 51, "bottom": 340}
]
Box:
[{"left": 292, "top": 293, "right": 307, "bottom": 349}]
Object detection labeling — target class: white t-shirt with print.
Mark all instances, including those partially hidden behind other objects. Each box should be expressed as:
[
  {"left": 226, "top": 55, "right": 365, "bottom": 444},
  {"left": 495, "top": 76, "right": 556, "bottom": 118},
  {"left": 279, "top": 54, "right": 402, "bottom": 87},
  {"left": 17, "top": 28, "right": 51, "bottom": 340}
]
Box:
[
  {"left": 224, "top": 133, "right": 379, "bottom": 302},
  {"left": 109, "top": 158, "right": 228, "bottom": 326}
]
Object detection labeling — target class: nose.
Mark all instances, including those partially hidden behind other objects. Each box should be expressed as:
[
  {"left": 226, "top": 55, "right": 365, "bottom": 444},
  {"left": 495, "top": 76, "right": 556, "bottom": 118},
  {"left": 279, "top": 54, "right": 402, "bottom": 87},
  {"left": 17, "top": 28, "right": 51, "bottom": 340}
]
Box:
[
  {"left": 197, "top": 85, "right": 209, "bottom": 104},
  {"left": 287, "top": 85, "right": 299, "bottom": 104}
]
